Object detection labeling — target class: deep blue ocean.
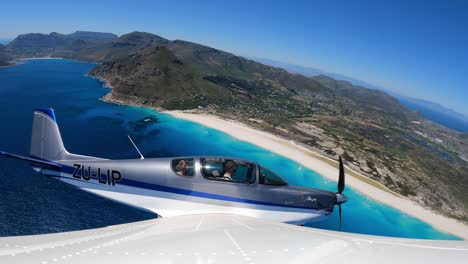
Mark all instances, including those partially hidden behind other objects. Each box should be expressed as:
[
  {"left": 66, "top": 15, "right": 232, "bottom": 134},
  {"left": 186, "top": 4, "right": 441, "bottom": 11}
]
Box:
[
  {"left": 0, "top": 59, "right": 461, "bottom": 240},
  {"left": 398, "top": 96, "right": 468, "bottom": 132}
]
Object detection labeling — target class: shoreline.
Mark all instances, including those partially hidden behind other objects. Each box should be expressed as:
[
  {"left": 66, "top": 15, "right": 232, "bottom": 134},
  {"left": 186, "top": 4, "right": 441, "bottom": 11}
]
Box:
[
  {"left": 164, "top": 110, "right": 468, "bottom": 240},
  {"left": 0, "top": 57, "right": 100, "bottom": 69},
  {"left": 19, "top": 57, "right": 64, "bottom": 60},
  {"left": 86, "top": 74, "right": 114, "bottom": 89}
]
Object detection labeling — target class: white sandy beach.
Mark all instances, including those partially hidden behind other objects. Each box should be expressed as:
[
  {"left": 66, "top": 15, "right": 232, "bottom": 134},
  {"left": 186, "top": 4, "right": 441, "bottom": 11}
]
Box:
[
  {"left": 19, "top": 57, "right": 64, "bottom": 60},
  {"left": 167, "top": 110, "right": 468, "bottom": 240},
  {"left": 0, "top": 57, "right": 66, "bottom": 69}
]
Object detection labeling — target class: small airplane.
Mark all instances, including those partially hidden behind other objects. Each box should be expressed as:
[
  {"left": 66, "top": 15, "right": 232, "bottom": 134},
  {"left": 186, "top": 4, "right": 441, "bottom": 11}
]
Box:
[{"left": 0, "top": 108, "right": 348, "bottom": 225}]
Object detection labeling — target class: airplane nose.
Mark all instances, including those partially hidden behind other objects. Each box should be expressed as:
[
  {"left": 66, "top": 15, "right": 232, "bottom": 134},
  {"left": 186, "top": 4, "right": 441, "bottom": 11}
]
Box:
[{"left": 336, "top": 193, "right": 348, "bottom": 205}]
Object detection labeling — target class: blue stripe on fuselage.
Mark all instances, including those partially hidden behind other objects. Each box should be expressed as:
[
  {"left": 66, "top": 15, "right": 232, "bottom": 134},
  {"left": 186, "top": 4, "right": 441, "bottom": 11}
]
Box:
[{"left": 30, "top": 155, "right": 317, "bottom": 211}]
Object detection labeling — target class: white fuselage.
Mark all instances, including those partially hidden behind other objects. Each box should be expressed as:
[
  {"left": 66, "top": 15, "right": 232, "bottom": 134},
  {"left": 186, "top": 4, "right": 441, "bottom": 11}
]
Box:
[
  {"left": 58, "top": 175, "right": 330, "bottom": 224},
  {"left": 36, "top": 165, "right": 330, "bottom": 224}
]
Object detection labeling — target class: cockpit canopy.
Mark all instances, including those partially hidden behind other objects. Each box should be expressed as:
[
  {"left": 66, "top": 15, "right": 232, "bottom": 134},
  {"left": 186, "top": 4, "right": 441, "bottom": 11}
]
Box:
[
  {"left": 171, "top": 158, "right": 195, "bottom": 176},
  {"left": 259, "top": 166, "right": 288, "bottom": 186},
  {"left": 201, "top": 158, "right": 255, "bottom": 184},
  {"left": 170, "top": 157, "right": 289, "bottom": 186}
]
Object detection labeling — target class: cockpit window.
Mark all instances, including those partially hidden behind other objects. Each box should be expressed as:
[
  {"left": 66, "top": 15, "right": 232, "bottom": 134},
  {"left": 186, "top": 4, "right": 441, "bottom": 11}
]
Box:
[
  {"left": 259, "top": 166, "right": 287, "bottom": 186},
  {"left": 172, "top": 158, "right": 194, "bottom": 176},
  {"left": 201, "top": 158, "right": 255, "bottom": 183}
]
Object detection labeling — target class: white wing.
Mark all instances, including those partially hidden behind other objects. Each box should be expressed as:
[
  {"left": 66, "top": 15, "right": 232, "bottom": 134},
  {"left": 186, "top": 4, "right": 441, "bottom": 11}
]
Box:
[{"left": 1, "top": 214, "right": 467, "bottom": 263}]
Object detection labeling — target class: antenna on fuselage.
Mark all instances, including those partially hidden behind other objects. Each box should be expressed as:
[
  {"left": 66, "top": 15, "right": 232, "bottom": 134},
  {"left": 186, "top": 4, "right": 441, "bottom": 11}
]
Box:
[{"left": 127, "top": 135, "right": 144, "bottom": 159}]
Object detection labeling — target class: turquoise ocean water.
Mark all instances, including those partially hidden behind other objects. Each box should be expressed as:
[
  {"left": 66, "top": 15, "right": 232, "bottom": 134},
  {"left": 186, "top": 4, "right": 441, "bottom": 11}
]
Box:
[{"left": 0, "top": 59, "right": 460, "bottom": 240}]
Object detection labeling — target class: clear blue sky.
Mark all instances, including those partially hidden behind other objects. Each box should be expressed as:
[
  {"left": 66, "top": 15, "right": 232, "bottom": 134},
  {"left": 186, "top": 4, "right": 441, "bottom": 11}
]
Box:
[{"left": 2, "top": 0, "right": 467, "bottom": 115}]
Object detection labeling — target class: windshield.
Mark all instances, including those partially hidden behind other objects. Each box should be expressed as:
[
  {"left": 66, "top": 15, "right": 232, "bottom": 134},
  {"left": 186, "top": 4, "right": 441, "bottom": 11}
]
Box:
[
  {"left": 259, "top": 166, "right": 288, "bottom": 186},
  {"left": 201, "top": 158, "right": 255, "bottom": 183}
]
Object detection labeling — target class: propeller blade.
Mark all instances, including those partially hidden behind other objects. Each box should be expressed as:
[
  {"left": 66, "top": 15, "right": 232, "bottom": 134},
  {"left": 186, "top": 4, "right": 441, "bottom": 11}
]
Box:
[
  {"left": 339, "top": 204, "right": 342, "bottom": 230},
  {"left": 338, "top": 156, "right": 345, "bottom": 194},
  {"left": 336, "top": 156, "right": 347, "bottom": 230}
]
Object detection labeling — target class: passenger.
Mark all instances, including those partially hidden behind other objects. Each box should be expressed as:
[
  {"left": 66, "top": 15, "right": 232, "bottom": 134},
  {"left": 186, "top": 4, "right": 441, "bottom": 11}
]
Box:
[
  {"left": 222, "top": 160, "right": 237, "bottom": 181},
  {"left": 175, "top": 159, "right": 188, "bottom": 176}
]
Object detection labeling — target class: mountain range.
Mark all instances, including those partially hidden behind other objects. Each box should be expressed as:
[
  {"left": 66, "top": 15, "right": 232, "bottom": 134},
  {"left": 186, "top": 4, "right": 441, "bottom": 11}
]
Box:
[
  {"left": 6, "top": 31, "right": 117, "bottom": 58},
  {"left": 249, "top": 56, "right": 394, "bottom": 93},
  {"left": 1, "top": 30, "right": 468, "bottom": 222},
  {"left": 252, "top": 57, "right": 468, "bottom": 132}
]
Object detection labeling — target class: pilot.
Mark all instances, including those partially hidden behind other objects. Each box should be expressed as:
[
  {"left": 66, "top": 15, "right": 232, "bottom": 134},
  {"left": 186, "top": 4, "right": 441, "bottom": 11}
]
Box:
[
  {"left": 175, "top": 160, "right": 188, "bottom": 176},
  {"left": 222, "top": 160, "right": 237, "bottom": 181}
]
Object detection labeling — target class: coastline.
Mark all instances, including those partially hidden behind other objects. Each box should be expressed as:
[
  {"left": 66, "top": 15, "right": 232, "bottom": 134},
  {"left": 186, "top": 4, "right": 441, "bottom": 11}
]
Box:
[
  {"left": 165, "top": 110, "right": 468, "bottom": 240},
  {"left": 87, "top": 74, "right": 114, "bottom": 90},
  {"left": 19, "top": 57, "right": 64, "bottom": 60},
  {"left": 0, "top": 57, "right": 99, "bottom": 69}
]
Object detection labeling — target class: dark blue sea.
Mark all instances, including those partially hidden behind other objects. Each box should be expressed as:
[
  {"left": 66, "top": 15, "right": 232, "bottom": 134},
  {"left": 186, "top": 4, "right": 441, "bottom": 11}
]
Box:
[
  {"left": 0, "top": 59, "right": 461, "bottom": 240},
  {"left": 398, "top": 97, "right": 468, "bottom": 132}
]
